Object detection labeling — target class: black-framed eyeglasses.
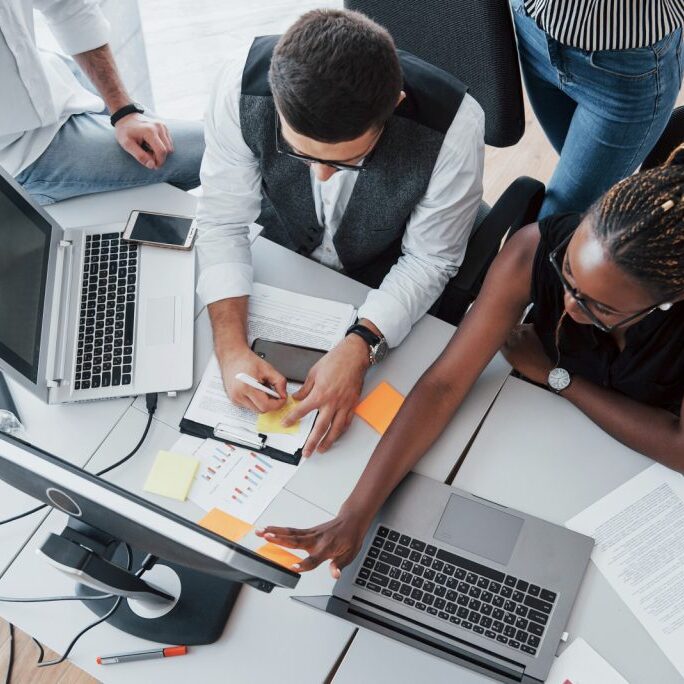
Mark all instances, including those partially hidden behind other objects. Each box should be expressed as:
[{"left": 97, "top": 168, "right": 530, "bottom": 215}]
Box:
[
  {"left": 274, "top": 112, "right": 382, "bottom": 172},
  {"left": 549, "top": 231, "right": 672, "bottom": 333}
]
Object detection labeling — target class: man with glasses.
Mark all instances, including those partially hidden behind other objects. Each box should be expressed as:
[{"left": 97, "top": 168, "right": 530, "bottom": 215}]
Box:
[{"left": 195, "top": 9, "right": 484, "bottom": 457}]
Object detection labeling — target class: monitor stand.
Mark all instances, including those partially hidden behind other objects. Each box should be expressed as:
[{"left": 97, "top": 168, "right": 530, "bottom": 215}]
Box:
[{"left": 42, "top": 520, "right": 241, "bottom": 645}]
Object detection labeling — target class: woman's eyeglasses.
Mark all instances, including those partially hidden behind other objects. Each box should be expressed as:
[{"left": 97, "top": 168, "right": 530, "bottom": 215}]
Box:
[
  {"left": 548, "top": 232, "right": 671, "bottom": 333},
  {"left": 274, "top": 112, "right": 382, "bottom": 172}
]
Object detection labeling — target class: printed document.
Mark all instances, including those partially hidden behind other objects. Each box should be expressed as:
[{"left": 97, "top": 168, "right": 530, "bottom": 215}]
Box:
[
  {"left": 184, "top": 283, "right": 356, "bottom": 454},
  {"left": 566, "top": 464, "right": 684, "bottom": 676},
  {"left": 171, "top": 436, "right": 300, "bottom": 523}
]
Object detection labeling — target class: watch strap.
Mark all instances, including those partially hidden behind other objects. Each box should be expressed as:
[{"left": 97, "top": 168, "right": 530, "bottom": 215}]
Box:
[
  {"left": 346, "top": 324, "right": 381, "bottom": 348},
  {"left": 110, "top": 103, "right": 144, "bottom": 127}
]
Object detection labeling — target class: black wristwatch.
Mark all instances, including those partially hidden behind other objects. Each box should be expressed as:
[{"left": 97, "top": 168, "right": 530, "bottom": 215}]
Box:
[
  {"left": 345, "top": 323, "right": 388, "bottom": 365},
  {"left": 110, "top": 102, "right": 145, "bottom": 127}
]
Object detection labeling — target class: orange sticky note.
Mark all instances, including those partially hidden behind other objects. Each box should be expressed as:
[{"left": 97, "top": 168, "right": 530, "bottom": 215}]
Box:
[
  {"left": 199, "top": 508, "right": 252, "bottom": 543},
  {"left": 256, "top": 543, "right": 302, "bottom": 568},
  {"left": 354, "top": 381, "right": 404, "bottom": 435}
]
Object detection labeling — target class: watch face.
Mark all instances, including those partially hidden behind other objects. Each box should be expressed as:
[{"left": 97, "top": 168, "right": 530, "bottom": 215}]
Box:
[
  {"left": 371, "top": 339, "right": 389, "bottom": 364},
  {"left": 548, "top": 367, "right": 571, "bottom": 391}
]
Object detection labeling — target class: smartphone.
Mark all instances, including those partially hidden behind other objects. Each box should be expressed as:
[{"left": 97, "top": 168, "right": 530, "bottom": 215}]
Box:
[
  {"left": 123, "top": 210, "right": 196, "bottom": 250},
  {"left": 251, "top": 339, "right": 326, "bottom": 383}
]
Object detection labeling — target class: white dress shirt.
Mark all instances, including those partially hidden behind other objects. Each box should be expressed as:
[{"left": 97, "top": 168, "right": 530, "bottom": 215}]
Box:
[
  {"left": 0, "top": 0, "right": 110, "bottom": 175},
  {"left": 196, "top": 41, "right": 485, "bottom": 348}
]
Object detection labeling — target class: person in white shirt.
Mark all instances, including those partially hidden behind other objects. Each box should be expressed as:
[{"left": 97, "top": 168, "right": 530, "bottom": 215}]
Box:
[
  {"left": 196, "top": 9, "right": 484, "bottom": 457},
  {"left": 1, "top": 0, "right": 204, "bottom": 204}
]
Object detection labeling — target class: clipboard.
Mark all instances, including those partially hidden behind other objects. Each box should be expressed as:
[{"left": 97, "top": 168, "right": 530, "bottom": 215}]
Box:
[{"left": 179, "top": 417, "right": 303, "bottom": 467}]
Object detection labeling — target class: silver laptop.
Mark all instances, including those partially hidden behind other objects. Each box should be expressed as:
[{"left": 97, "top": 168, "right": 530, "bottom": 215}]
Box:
[
  {"left": 296, "top": 472, "right": 593, "bottom": 683},
  {"left": 0, "top": 166, "right": 194, "bottom": 404}
]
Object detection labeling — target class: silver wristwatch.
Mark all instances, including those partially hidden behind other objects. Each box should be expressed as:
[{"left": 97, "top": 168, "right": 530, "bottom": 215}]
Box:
[{"left": 548, "top": 367, "right": 572, "bottom": 394}]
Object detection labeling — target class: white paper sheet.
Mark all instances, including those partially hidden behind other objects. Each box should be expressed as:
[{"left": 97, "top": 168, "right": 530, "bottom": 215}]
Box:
[
  {"left": 566, "top": 464, "right": 684, "bottom": 676},
  {"left": 183, "top": 283, "right": 356, "bottom": 454},
  {"left": 171, "top": 436, "right": 300, "bottom": 523},
  {"left": 546, "top": 638, "right": 627, "bottom": 684}
]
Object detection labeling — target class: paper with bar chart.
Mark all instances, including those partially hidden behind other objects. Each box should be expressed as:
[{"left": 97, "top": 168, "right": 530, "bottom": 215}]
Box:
[{"left": 183, "top": 438, "right": 300, "bottom": 523}]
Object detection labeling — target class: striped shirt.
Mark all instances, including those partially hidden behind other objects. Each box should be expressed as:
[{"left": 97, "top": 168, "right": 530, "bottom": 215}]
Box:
[{"left": 522, "top": 0, "right": 684, "bottom": 50}]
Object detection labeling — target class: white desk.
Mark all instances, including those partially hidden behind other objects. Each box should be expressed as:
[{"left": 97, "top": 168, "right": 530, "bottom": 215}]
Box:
[
  {"left": 452, "top": 377, "right": 681, "bottom": 684},
  {"left": 134, "top": 233, "right": 511, "bottom": 517},
  {"left": 0, "top": 183, "right": 510, "bottom": 682},
  {"left": 0, "top": 408, "right": 357, "bottom": 684},
  {"left": 336, "top": 376, "right": 682, "bottom": 684}
]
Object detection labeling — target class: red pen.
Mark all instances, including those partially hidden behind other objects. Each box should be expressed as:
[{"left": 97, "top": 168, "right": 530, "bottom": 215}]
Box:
[{"left": 97, "top": 645, "right": 187, "bottom": 665}]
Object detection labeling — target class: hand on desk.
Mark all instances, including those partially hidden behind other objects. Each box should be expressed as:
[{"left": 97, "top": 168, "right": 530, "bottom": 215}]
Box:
[
  {"left": 219, "top": 347, "right": 288, "bottom": 413},
  {"left": 501, "top": 323, "right": 553, "bottom": 385},
  {"left": 256, "top": 507, "right": 370, "bottom": 577},
  {"left": 283, "top": 334, "right": 369, "bottom": 457}
]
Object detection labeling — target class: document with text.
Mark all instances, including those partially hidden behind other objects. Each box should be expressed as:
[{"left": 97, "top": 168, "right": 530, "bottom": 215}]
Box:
[
  {"left": 566, "top": 464, "right": 684, "bottom": 676},
  {"left": 183, "top": 283, "right": 356, "bottom": 454}
]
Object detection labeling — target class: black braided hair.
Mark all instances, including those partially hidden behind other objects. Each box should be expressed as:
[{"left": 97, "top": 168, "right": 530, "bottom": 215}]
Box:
[{"left": 586, "top": 143, "right": 684, "bottom": 300}]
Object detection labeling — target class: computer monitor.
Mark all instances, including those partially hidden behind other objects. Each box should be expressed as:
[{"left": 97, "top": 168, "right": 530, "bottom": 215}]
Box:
[{"left": 0, "top": 430, "right": 299, "bottom": 645}]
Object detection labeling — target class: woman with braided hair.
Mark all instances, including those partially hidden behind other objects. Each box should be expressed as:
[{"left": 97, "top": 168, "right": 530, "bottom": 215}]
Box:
[{"left": 257, "top": 148, "right": 684, "bottom": 577}]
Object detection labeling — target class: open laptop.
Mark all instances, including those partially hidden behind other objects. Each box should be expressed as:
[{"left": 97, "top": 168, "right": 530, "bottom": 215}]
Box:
[
  {"left": 0, "top": 166, "right": 194, "bottom": 404},
  {"left": 296, "top": 473, "right": 593, "bottom": 683}
]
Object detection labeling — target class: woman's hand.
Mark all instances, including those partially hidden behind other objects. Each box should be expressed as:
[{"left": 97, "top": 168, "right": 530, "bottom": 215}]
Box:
[
  {"left": 256, "top": 505, "right": 372, "bottom": 578},
  {"left": 501, "top": 323, "right": 554, "bottom": 385}
]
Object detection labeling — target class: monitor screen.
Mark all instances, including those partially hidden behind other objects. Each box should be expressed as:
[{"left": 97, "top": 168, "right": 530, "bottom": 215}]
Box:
[{"left": 0, "top": 181, "right": 51, "bottom": 383}]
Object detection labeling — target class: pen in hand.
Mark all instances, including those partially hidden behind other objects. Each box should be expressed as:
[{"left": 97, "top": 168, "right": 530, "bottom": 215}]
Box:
[{"left": 234, "top": 372, "right": 282, "bottom": 399}]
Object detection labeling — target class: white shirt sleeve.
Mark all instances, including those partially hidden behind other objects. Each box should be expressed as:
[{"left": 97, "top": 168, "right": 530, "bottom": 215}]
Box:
[
  {"left": 358, "top": 94, "right": 485, "bottom": 347},
  {"left": 195, "top": 43, "right": 263, "bottom": 306},
  {"left": 33, "top": 0, "right": 110, "bottom": 55}
]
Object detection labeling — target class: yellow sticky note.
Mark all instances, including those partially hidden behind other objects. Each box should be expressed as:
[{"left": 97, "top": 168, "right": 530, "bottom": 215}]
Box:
[
  {"left": 199, "top": 508, "right": 252, "bottom": 542},
  {"left": 143, "top": 450, "right": 199, "bottom": 501},
  {"left": 256, "top": 542, "right": 302, "bottom": 568},
  {"left": 355, "top": 381, "right": 405, "bottom": 435},
  {"left": 256, "top": 396, "right": 300, "bottom": 435}
]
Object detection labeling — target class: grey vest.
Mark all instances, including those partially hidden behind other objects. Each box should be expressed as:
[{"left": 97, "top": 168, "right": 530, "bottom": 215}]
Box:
[{"left": 239, "top": 36, "right": 467, "bottom": 286}]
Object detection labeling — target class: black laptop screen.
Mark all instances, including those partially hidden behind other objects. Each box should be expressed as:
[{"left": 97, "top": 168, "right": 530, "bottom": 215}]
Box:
[{"left": 0, "top": 179, "right": 52, "bottom": 383}]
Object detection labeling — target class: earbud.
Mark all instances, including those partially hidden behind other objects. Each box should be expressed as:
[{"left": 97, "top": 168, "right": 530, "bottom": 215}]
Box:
[{"left": 659, "top": 302, "right": 673, "bottom": 311}]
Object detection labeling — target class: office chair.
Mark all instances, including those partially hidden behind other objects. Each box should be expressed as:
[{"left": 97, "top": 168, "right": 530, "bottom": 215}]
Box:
[
  {"left": 641, "top": 105, "right": 684, "bottom": 170},
  {"left": 345, "top": 0, "right": 545, "bottom": 325}
]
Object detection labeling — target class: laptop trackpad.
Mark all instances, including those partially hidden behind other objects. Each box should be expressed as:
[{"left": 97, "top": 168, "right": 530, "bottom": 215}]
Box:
[
  {"left": 434, "top": 494, "right": 524, "bottom": 565},
  {"left": 145, "top": 296, "right": 176, "bottom": 346}
]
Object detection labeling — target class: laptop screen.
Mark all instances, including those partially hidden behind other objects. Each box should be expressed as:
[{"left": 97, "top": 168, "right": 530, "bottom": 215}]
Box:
[{"left": 0, "top": 178, "right": 52, "bottom": 383}]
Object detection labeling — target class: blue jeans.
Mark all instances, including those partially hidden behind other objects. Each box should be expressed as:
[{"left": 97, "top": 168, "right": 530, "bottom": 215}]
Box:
[
  {"left": 511, "top": 0, "right": 684, "bottom": 217},
  {"left": 15, "top": 55, "right": 204, "bottom": 205},
  {"left": 16, "top": 113, "right": 204, "bottom": 205}
]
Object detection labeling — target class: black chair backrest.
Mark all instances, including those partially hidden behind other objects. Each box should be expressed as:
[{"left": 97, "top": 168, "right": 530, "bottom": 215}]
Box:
[{"left": 344, "top": 0, "right": 525, "bottom": 147}]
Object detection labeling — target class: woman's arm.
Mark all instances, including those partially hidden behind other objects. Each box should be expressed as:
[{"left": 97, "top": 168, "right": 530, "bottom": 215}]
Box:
[
  {"left": 563, "top": 380, "right": 684, "bottom": 471},
  {"left": 500, "top": 323, "right": 684, "bottom": 472},
  {"left": 257, "top": 224, "right": 540, "bottom": 574}
]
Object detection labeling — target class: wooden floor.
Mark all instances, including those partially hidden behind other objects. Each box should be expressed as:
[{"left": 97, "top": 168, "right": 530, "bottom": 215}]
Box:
[{"left": 4, "top": 2, "right": 683, "bottom": 683}]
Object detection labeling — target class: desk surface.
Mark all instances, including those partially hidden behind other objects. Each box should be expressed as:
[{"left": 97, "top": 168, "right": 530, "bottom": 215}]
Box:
[
  {"left": 453, "top": 376, "right": 681, "bottom": 684},
  {"left": 337, "top": 377, "right": 682, "bottom": 684},
  {"left": 0, "top": 183, "right": 510, "bottom": 683}
]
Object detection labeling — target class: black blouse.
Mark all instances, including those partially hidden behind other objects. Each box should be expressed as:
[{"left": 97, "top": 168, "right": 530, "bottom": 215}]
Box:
[{"left": 529, "top": 213, "right": 684, "bottom": 415}]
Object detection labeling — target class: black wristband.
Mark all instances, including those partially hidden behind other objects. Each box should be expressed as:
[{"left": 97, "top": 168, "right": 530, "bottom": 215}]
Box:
[
  {"left": 345, "top": 323, "right": 380, "bottom": 347},
  {"left": 110, "top": 103, "right": 144, "bottom": 127}
]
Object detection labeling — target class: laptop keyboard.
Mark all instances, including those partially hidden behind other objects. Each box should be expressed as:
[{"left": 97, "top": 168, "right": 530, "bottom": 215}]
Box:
[
  {"left": 74, "top": 233, "right": 137, "bottom": 391},
  {"left": 354, "top": 526, "right": 558, "bottom": 657}
]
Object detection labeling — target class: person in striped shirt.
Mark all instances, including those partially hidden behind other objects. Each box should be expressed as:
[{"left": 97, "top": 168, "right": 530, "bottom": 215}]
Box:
[{"left": 511, "top": 0, "right": 684, "bottom": 216}]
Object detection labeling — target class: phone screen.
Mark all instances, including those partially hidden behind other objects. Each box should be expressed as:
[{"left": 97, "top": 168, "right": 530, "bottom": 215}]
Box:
[{"left": 129, "top": 212, "right": 193, "bottom": 246}]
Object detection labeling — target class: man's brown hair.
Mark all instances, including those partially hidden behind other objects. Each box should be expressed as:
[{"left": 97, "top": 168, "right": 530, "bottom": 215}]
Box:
[{"left": 269, "top": 9, "right": 402, "bottom": 143}]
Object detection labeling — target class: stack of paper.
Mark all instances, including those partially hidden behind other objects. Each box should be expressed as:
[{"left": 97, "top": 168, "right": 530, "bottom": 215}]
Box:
[
  {"left": 183, "top": 283, "right": 356, "bottom": 455},
  {"left": 566, "top": 464, "right": 684, "bottom": 677}
]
